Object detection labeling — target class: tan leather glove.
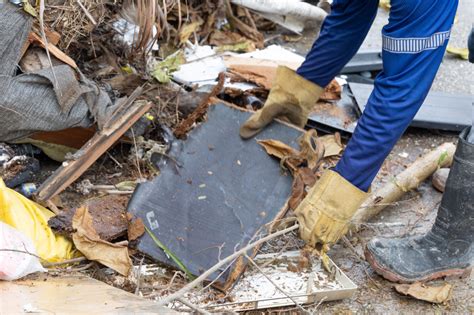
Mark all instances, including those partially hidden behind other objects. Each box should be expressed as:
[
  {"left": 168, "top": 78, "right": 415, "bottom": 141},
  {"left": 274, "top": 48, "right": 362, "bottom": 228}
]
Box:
[
  {"left": 294, "top": 170, "right": 368, "bottom": 247},
  {"left": 240, "top": 66, "right": 324, "bottom": 139}
]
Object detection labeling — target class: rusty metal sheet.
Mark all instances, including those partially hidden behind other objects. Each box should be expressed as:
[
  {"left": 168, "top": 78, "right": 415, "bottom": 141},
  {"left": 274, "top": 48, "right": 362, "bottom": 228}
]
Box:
[{"left": 307, "top": 85, "right": 360, "bottom": 134}]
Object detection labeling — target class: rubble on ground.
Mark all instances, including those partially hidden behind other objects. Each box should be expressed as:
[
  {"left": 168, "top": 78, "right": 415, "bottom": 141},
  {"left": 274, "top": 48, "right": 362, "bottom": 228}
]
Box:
[{"left": 0, "top": 0, "right": 470, "bottom": 314}]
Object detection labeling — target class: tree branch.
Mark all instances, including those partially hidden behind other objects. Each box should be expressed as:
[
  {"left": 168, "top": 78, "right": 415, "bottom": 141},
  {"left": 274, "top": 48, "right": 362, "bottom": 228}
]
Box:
[{"left": 156, "top": 224, "right": 299, "bottom": 308}]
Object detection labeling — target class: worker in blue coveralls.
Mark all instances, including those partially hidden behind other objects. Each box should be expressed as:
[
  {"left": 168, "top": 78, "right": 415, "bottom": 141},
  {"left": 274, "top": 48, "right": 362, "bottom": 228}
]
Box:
[{"left": 240, "top": 0, "right": 473, "bottom": 283}]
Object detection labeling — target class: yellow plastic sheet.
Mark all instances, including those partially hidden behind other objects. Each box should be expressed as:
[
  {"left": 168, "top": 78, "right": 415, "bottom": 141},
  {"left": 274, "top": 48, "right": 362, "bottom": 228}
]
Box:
[{"left": 0, "top": 179, "right": 75, "bottom": 263}]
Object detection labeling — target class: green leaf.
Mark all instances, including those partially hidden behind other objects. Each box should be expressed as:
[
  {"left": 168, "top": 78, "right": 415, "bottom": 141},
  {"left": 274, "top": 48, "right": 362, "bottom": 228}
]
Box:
[
  {"left": 151, "top": 50, "right": 186, "bottom": 84},
  {"left": 438, "top": 150, "right": 449, "bottom": 166},
  {"left": 115, "top": 181, "right": 136, "bottom": 191},
  {"left": 145, "top": 226, "right": 195, "bottom": 280},
  {"left": 22, "top": 0, "right": 37, "bottom": 17},
  {"left": 216, "top": 40, "right": 256, "bottom": 53},
  {"left": 179, "top": 21, "right": 203, "bottom": 45}
]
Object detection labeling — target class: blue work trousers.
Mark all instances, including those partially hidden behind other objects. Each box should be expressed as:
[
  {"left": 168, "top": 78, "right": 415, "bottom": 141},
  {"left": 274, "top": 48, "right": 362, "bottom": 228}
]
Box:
[{"left": 297, "top": 0, "right": 459, "bottom": 191}]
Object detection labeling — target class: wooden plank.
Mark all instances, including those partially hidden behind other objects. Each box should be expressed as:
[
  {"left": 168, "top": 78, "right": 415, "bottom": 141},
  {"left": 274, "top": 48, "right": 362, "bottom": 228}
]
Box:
[
  {"left": 0, "top": 274, "right": 178, "bottom": 314},
  {"left": 223, "top": 55, "right": 302, "bottom": 71},
  {"left": 36, "top": 87, "right": 149, "bottom": 201}
]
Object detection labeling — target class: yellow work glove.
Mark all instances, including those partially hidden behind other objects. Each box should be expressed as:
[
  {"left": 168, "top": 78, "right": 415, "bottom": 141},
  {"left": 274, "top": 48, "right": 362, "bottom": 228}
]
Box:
[
  {"left": 240, "top": 66, "right": 324, "bottom": 139},
  {"left": 294, "top": 170, "right": 368, "bottom": 247}
]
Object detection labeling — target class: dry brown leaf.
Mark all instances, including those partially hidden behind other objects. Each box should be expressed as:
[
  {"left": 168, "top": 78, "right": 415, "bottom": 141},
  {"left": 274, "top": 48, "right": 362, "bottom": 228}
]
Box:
[
  {"left": 258, "top": 129, "right": 342, "bottom": 172},
  {"left": 320, "top": 134, "right": 344, "bottom": 157},
  {"left": 27, "top": 32, "right": 77, "bottom": 69},
  {"left": 298, "top": 167, "right": 317, "bottom": 187},
  {"left": 320, "top": 79, "right": 342, "bottom": 101},
  {"left": 288, "top": 167, "right": 318, "bottom": 210},
  {"left": 209, "top": 30, "right": 247, "bottom": 46},
  {"left": 289, "top": 173, "right": 305, "bottom": 210},
  {"left": 257, "top": 139, "right": 299, "bottom": 160},
  {"left": 72, "top": 206, "right": 132, "bottom": 276},
  {"left": 298, "top": 129, "right": 324, "bottom": 170},
  {"left": 394, "top": 282, "right": 453, "bottom": 304},
  {"left": 225, "top": 0, "right": 264, "bottom": 48}
]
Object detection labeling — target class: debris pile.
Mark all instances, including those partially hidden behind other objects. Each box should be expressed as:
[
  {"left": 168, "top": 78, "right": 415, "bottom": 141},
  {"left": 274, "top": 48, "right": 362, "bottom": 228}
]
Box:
[{"left": 0, "top": 0, "right": 470, "bottom": 313}]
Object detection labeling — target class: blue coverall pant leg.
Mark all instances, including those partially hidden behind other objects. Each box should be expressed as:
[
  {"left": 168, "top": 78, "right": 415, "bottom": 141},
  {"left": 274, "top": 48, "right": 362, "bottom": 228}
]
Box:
[
  {"left": 297, "top": 0, "right": 459, "bottom": 192},
  {"left": 297, "top": 0, "right": 379, "bottom": 87}
]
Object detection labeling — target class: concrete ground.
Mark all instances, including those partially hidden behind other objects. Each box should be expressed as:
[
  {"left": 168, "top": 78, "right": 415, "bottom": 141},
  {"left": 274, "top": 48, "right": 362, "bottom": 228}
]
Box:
[{"left": 272, "top": 1, "right": 473, "bottom": 313}]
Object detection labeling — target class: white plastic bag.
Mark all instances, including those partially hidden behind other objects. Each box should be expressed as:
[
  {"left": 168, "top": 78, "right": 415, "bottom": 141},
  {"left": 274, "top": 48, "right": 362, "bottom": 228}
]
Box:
[{"left": 0, "top": 222, "right": 46, "bottom": 281}]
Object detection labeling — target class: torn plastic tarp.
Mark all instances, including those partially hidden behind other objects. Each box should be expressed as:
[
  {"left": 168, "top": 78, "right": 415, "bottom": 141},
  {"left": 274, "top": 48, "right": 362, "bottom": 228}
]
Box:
[{"left": 0, "top": 3, "right": 118, "bottom": 143}]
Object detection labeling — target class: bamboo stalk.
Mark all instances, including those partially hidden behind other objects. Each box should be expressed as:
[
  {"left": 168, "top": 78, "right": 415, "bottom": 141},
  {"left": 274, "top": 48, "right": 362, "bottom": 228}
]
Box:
[{"left": 351, "top": 142, "right": 456, "bottom": 228}]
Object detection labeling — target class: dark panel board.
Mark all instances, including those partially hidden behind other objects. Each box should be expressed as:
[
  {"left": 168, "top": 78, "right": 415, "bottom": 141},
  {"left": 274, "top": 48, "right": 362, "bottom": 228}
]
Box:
[
  {"left": 307, "top": 85, "right": 360, "bottom": 135},
  {"left": 127, "top": 104, "right": 301, "bottom": 290},
  {"left": 350, "top": 82, "right": 472, "bottom": 132},
  {"left": 342, "top": 50, "right": 383, "bottom": 74}
]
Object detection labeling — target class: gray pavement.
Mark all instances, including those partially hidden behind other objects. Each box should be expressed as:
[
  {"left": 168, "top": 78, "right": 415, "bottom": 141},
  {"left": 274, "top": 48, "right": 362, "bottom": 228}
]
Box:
[{"left": 361, "top": 1, "right": 473, "bottom": 94}]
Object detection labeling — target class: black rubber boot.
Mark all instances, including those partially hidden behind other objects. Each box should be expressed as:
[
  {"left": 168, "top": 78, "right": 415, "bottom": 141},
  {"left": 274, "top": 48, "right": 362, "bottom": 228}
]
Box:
[{"left": 365, "top": 127, "right": 474, "bottom": 283}]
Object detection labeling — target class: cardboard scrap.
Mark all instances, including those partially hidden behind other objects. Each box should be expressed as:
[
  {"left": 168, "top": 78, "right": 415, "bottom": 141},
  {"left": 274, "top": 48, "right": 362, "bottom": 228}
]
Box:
[
  {"left": 228, "top": 65, "right": 276, "bottom": 89},
  {"left": 72, "top": 206, "right": 132, "bottom": 276},
  {"left": 228, "top": 62, "right": 341, "bottom": 96},
  {"left": 0, "top": 274, "right": 178, "bottom": 314},
  {"left": 394, "top": 282, "right": 453, "bottom": 304}
]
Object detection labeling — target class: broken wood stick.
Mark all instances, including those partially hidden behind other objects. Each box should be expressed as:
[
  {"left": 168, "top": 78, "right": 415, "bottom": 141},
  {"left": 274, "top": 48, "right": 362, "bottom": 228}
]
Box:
[
  {"left": 351, "top": 142, "right": 456, "bottom": 228},
  {"left": 26, "top": 32, "right": 78, "bottom": 69},
  {"left": 174, "top": 73, "right": 226, "bottom": 138},
  {"left": 155, "top": 224, "right": 299, "bottom": 308},
  {"left": 37, "top": 87, "right": 149, "bottom": 201},
  {"left": 75, "top": 0, "right": 97, "bottom": 25},
  {"left": 176, "top": 298, "right": 211, "bottom": 315}
]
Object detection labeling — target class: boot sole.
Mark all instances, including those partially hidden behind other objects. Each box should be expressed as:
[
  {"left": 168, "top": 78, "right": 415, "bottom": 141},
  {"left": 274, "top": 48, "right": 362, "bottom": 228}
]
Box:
[{"left": 364, "top": 247, "right": 472, "bottom": 283}]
